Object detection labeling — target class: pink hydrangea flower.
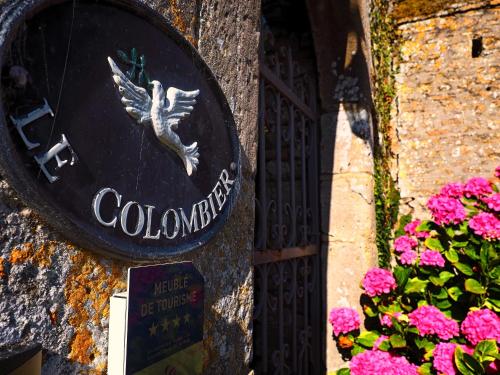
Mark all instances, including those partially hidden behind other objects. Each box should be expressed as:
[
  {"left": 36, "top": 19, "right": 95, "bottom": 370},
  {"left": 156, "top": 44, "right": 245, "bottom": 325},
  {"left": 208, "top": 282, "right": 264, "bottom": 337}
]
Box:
[
  {"left": 381, "top": 312, "right": 402, "bottom": 327},
  {"left": 461, "top": 309, "right": 500, "bottom": 345},
  {"left": 427, "top": 195, "right": 466, "bottom": 225},
  {"left": 400, "top": 250, "right": 418, "bottom": 265},
  {"left": 404, "top": 219, "right": 430, "bottom": 238},
  {"left": 328, "top": 307, "right": 361, "bottom": 336},
  {"left": 350, "top": 350, "right": 419, "bottom": 375},
  {"left": 464, "top": 177, "right": 493, "bottom": 198},
  {"left": 419, "top": 249, "right": 445, "bottom": 267},
  {"left": 409, "top": 305, "right": 459, "bottom": 340},
  {"left": 362, "top": 268, "right": 397, "bottom": 297},
  {"left": 496, "top": 165, "right": 500, "bottom": 178},
  {"left": 483, "top": 193, "right": 500, "bottom": 211},
  {"left": 440, "top": 182, "right": 465, "bottom": 198},
  {"left": 469, "top": 212, "right": 500, "bottom": 240},
  {"left": 433, "top": 342, "right": 463, "bottom": 375},
  {"left": 393, "top": 235, "right": 418, "bottom": 253}
]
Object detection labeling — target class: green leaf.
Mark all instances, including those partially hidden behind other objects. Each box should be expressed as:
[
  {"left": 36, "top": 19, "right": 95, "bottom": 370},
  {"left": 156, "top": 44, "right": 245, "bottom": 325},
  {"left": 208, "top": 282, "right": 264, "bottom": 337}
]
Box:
[
  {"left": 484, "top": 298, "right": 500, "bottom": 312},
  {"left": 378, "top": 339, "right": 391, "bottom": 351},
  {"left": 474, "top": 340, "right": 498, "bottom": 362},
  {"left": 363, "top": 305, "right": 378, "bottom": 317},
  {"left": 430, "top": 271, "right": 455, "bottom": 286},
  {"left": 404, "top": 278, "right": 429, "bottom": 294},
  {"left": 455, "top": 262, "right": 474, "bottom": 276},
  {"left": 336, "top": 368, "right": 351, "bottom": 375},
  {"left": 356, "top": 331, "right": 380, "bottom": 348},
  {"left": 416, "top": 220, "right": 433, "bottom": 232},
  {"left": 393, "top": 266, "right": 411, "bottom": 290},
  {"left": 448, "top": 286, "right": 463, "bottom": 301},
  {"left": 434, "top": 299, "right": 452, "bottom": 310},
  {"left": 455, "top": 347, "right": 484, "bottom": 375},
  {"left": 432, "top": 288, "right": 448, "bottom": 299},
  {"left": 451, "top": 240, "right": 469, "bottom": 248},
  {"left": 351, "top": 344, "right": 364, "bottom": 356},
  {"left": 464, "top": 247, "right": 480, "bottom": 261},
  {"left": 465, "top": 279, "right": 486, "bottom": 294},
  {"left": 446, "top": 226, "right": 455, "bottom": 238},
  {"left": 116, "top": 49, "right": 129, "bottom": 63},
  {"left": 480, "top": 243, "right": 491, "bottom": 274},
  {"left": 445, "top": 249, "right": 459, "bottom": 263},
  {"left": 490, "top": 266, "right": 500, "bottom": 280},
  {"left": 418, "top": 362, "right": 432, "bottom": 375},
  {"left": 425, "top": 237, "right": 445, "bottom": 252},
  {"left": 459, "top": 221, "right": 470, "bottom": 235},
  {"left": 389, "top": 334, "right": 406, "bottom": 348},
  {"left": 462, "top": 352, "right": 485, "bottom": 374}
]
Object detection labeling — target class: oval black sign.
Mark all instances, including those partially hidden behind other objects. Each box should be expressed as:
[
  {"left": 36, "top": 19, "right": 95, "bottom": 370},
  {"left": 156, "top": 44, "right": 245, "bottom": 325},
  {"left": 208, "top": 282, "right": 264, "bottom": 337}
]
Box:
[{"left": 0, "top": 0, "right": 240, "bottom": 260}]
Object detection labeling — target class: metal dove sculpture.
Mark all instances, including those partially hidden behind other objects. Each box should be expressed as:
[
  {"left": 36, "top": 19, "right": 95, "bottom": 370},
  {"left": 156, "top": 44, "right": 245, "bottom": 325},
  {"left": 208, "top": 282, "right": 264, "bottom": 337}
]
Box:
[{"left": 107, "top": 57, "right": 200, "bottom": 176}]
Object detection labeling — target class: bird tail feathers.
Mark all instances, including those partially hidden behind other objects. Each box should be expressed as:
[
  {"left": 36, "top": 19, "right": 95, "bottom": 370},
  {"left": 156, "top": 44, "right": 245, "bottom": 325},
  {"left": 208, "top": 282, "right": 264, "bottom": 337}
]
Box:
[{"left": 182, "top": 142, "right": 199, "bottom": 176}]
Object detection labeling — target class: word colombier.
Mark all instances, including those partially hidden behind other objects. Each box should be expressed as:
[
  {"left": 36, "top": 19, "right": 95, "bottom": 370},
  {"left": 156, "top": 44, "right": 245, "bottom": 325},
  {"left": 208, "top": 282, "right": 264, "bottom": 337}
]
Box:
[{"left": 92, "top": 168, "right": 235, "bottom": 239}]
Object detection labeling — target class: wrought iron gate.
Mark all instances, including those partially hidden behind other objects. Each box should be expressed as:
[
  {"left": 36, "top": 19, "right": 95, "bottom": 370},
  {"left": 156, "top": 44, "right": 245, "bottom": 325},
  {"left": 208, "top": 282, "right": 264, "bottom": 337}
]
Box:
[{"left": 252, "top": 14, "right": 323, "bottom": 374}]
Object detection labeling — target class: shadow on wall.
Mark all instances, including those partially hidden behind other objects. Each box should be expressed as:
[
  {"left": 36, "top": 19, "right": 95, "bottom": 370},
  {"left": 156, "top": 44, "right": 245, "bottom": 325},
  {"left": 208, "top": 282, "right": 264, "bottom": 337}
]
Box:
[{"left": 306, "top": 0, "right": 377, "bottom": 370}]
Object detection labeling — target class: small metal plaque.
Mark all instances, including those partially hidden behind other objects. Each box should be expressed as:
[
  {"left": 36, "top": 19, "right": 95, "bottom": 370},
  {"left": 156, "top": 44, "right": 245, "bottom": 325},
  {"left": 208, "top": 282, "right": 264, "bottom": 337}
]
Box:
[
  {"left": 126, "top": 262, "right": 204, "bottom": 374},
  {"left": 0, "top": 0, "right": 240, "bottom": 259}
]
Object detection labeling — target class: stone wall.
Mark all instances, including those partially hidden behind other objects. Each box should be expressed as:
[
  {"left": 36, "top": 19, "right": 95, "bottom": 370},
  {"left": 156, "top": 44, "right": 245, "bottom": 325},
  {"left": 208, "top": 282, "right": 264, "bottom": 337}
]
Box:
[
  {"left": 392, "top": 2, "right": 500, "bottom": 218},
  {"left": 307, "top": 0, "right": 378, "bottom": 372},
  {"left": 0, "top": 0, "right": 259, "bottom": 373}
]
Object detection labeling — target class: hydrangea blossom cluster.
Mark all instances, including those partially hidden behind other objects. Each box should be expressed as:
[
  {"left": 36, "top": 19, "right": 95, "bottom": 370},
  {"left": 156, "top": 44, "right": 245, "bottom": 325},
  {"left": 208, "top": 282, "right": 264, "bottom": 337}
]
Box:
[
  {"left": 419, "top": 249, "right": 445, "bottom": 267},
  {"left": 483, "top": 193, "right": 500, "bottom": 211},
  {"left": 408, "top": 305, "right": 459, "bottom": 340},
  {"left": 393, "top": 235, "right": 418, "bottom": 253},
  {"left": 399, "top": 250, "right": 417, "bottom": 265},
  {"left": 440, "top": 182, "right": 464, "bottom": 198},
  {"left": 349, "top": 350, "right": 419, "bottom": 375},
  {"left": 461, "top": 309, "right": 500, "bottom": 345},
  {"left": 464, "top": 177, "right": 493, "bottom": 198},
  {"left": 469, "top": 212, "right": 500, "bottom": 240},
  {"left": 328, "top": 307, "right": 361, "bottom": 336},
  {"left": 427, "top": 195, "right": 466, "bottom": 225},
  {"left": 404, "top": 219, "right": 430, "bottom": 238},
  {"left": 433, "top": 342, "right": 460, "bottom": 375},
  {"left": 362, "top": 268, "right": 397, "bottom": 297},
  {"left": 496, "top": 165, "right": 500, "bottom": 178}
]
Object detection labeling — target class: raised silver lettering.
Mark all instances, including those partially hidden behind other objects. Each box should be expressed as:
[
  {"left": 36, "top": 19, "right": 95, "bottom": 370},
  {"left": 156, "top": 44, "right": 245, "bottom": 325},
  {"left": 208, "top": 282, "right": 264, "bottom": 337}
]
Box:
[
  {"left": 10, "top": 98, "right": 53, "bottom": 150},
  {"left": 220, "top": 168, "right": 235, "bottom": 194},
  {"left": 212, "top": 181, "right": 226, "bottom": 210},
  {"left": 161, "top": 209, "right": 180, "bottom": 239},
  {"left": 34, "top": 134, "right": 77, "bottom": 183},
  {"left": 92, "top": 188, "right": 122, "bottom": 227},
  {"left": 143, "top": 205, "right": 161, "bottom": 239},
  {"left": 120, "top": 201, "right": 145, "bottom": 237},
  {"left": 208, "top": 192, "right": 218, "bottom": 219},
  {"left": 198, "top": 199, "right": 211, "bottom": 229},
  {"left": 179, "top": 205, "right": 199, "bottom": 237}
]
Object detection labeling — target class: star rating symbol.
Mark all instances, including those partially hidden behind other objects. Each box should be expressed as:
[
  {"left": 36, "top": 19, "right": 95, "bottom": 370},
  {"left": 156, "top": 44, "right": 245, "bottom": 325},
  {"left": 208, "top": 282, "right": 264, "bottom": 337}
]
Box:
[
  {"left": 149, "top": 322, "right": 158, "bottom": 336},
  {"left": 161, "top": 318, "right": 169, "bottom": 332},
  {"left": 173, "top": 316, "right": 180, "bottom": 327}
]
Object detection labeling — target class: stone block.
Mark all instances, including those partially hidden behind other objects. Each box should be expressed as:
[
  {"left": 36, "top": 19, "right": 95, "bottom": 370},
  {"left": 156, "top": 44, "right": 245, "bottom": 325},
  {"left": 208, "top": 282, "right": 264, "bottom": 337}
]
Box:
[
  {"left": 320, "top": 105, "right": 374, "bottom": 175},
  {"left": 320, "top": 173, "right": 376, "bottom": 243}
]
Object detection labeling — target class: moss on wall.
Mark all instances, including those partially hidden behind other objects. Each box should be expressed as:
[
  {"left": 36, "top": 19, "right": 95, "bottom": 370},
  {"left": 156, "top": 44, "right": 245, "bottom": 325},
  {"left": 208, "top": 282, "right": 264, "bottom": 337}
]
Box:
[
  {"left": 391, "top": 0, "right": 488, "bottom": 21},
  {"left": 370, "top": 0, "right": 400, "bottom": 267}
]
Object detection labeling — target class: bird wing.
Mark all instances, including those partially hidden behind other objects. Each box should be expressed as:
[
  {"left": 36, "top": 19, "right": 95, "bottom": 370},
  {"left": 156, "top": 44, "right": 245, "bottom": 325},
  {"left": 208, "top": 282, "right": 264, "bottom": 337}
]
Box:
[
  {"left": 107, "top": 57, "right": 152, "bottom": 123},
  {"left": 162, "top": 87, "right": 200, "bottom": 128}
]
